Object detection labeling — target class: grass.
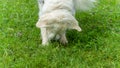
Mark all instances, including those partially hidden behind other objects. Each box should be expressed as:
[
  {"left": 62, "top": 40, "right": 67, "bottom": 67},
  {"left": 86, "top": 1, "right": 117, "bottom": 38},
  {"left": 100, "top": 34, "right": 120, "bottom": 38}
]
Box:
[{"left": 0, "top": 0, "right": 120, "bottom": 68}]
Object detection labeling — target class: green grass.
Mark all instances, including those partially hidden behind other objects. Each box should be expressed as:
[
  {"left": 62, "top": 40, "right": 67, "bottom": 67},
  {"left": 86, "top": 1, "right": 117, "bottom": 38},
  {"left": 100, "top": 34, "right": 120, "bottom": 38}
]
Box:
[{"left": 0, "top": 0, "right": 120, "bottom": 68}]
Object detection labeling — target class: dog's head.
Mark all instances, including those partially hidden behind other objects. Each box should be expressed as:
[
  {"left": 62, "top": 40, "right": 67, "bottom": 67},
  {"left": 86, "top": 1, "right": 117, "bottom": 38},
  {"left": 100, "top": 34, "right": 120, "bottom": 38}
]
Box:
[{"left": 36, "top": 13, "right": 82, "bottom": 32}]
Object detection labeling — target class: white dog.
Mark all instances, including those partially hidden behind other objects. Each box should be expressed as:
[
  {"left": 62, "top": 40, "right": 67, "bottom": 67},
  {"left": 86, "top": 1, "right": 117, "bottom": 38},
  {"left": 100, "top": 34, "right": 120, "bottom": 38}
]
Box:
[{"left": 36, "top": 0, "right": 95, "bottom": 45}]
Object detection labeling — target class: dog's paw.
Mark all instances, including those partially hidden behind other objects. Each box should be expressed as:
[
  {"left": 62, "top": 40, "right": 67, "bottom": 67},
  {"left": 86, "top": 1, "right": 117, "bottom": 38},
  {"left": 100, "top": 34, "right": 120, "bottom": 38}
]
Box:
[
  {"left": 42, "top": 41, "right": 49, "bottom": 46},
  {"left": 60, "top": 37, "right": 68, "bottom": 45},
  {"left": 42, "top": 43, "right": 49, "bottom": 46}
]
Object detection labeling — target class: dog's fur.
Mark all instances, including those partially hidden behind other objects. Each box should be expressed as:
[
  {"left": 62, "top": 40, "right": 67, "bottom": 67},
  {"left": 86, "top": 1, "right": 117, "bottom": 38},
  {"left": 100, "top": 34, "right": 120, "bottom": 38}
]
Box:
[{"left": 36, "top": 0, "right": 95, "bottom": 45}]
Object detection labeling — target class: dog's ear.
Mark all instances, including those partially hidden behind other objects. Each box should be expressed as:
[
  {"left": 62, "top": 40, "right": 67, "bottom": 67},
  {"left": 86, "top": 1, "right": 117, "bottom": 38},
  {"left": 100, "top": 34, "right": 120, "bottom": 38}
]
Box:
[
  {"left": 67, "top": 24, "right": 82, "bottom": 32},
  {"left": 36, "top": 20, "right": 50, "bottom": 28},
  {"left": 36, "top": 21, "right": 45, "bottom": 28},
  {"left": 71, "top": 25, "right": 82, "bottom": 32},
  {"left": 66, "top": 18, "right": 82, "bottom": 32}
]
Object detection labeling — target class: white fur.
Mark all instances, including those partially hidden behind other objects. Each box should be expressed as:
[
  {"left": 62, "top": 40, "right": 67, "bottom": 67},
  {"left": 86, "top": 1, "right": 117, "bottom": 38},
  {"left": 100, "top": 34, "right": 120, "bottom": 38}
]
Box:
[
  {"left": 74, "top": 0, "right": 95, "bottom": 11},
  {"left": 36, "top": 0, "right": 95, "bottom": 45}
]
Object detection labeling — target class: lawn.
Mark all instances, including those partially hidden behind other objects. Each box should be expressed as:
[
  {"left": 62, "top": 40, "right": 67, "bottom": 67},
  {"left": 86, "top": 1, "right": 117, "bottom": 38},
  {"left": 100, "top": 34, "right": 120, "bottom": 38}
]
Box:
[{"left": 0, "top": 0, "right": 120, "bottom": 68}]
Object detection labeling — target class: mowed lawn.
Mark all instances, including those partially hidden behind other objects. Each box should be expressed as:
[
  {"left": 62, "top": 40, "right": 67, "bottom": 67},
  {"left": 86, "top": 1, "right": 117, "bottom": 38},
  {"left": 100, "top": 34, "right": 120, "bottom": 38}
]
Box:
[{"left": 0, "top": 0, "right": 120, "bottom": 68}]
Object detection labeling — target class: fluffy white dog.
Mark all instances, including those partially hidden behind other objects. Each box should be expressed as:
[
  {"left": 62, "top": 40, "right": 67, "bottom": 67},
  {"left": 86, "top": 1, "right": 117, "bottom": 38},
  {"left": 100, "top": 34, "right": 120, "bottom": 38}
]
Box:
[{"left": 36, "top": 0, "right": 95, "bottom": 45}]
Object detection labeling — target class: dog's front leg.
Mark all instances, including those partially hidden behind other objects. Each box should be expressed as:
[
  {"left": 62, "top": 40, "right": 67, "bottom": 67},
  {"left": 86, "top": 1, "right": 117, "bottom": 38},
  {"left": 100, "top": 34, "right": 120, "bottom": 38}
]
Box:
[
  {"left": 38, "top": 0, "right": 44, "bottom": 17},
  {"left": 38, "top": 0, "right": 44, "bottom": 9},
  {"left": 41, "top": 28, "right": 49, "bottom": 45},
  {"left": 60, "top": 32, "right": 68, "bottom": 45}
]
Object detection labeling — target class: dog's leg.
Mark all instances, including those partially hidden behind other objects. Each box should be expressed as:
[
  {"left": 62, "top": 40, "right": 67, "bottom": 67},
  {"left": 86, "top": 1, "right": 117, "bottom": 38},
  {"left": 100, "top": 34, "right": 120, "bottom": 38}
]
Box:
[
  {"left": 41, "top": 28, "right": 49, "bottom": 45},
  {"left": 60, "top": 32, "right": 68, "bottom": 45},
  {"left": 38, "top": 0, "right": 44, "bottom": 17},
  {"left": 38, "top": 0, "right": 44, "bottom": 9}
]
